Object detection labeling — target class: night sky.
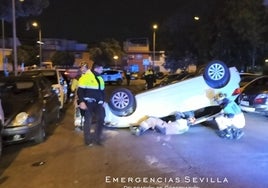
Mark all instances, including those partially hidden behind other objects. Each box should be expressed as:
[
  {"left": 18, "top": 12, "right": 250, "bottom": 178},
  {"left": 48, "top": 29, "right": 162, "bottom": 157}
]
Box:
[
  {"left": 8, "top": 0, "right": 268, "bottom": 45},
  {"left": 23, "top": 0, "right": 181, "bottom": 44}
]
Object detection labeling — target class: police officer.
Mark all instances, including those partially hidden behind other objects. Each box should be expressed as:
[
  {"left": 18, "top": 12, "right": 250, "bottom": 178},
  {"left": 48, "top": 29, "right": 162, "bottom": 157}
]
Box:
[
  {"left": 125, "top": 70, "right": 131, "bottom": 86},
  {"left": 77, "top": 62, "right": 105, "bottom": 146},
  {"left": 72, "top": 62, "right": 88, "bottom": 131},
  {"left": 144, "top": 66, "right": 156, "bottom": 89}
]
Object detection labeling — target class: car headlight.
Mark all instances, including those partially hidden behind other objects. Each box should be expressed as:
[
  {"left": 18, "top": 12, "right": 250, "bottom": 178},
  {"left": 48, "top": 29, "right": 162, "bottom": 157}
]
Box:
[
  {"left": 13, "top": 112, "right": 28, "bottom": 126},
  {"left": 12, "top": 112, "right": 37, "bottom": 126}
]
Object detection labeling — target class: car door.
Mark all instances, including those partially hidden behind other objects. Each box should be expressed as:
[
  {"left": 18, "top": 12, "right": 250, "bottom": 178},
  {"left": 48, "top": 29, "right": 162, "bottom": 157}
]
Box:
[{"left": 39, "top": 77, "right": 60, "bottom": 123}]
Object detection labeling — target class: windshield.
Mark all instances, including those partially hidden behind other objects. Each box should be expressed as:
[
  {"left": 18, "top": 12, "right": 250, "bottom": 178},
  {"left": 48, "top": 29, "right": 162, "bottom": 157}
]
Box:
[
  {"left": 41, "top": 71, "right": 58, "bottom": 84},
  {"left": 21, "top": 70, "right": 58, "bottom": 85},
  {"left": 0, "top": 81, "right": 38, "bottom": 99}
]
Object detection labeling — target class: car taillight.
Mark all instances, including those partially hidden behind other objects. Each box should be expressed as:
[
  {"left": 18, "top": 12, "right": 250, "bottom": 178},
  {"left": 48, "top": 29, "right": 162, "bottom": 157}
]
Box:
[
  {"left": 254, "top": 94, "right": 268, "bottom": 104},
  {"left": 232, "top": 88, "right": 241, "bottom": 96}
]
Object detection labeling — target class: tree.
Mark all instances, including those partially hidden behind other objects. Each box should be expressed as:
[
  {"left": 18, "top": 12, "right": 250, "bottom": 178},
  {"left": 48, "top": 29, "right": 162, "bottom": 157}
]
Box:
[
  {"left": 51, "top": 51, "right": 75, "bottom": 67},
  {"left": 88, "top": 38, "right": 125, "bottom": 68},
  {"left": 18, "top": 45, "right": 38, "bottom": 66},
  {"left": 160, "top": 0, "right": 268, "bottom": 71},
  {"left": 0, "top": 0, "right": 49, "bottom": 22},
  {"left": 225, "top": 0, "right": 268, "bottom": 68},
  {"left": 160, "top": 0, "right": 225, "bottom": 66}
]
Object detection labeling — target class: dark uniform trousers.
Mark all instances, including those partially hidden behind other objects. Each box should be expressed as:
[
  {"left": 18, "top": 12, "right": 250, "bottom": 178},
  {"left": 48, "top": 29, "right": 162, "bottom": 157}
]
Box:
[{"left": 84, "top": 101, "right": 105, "bottom": 144}]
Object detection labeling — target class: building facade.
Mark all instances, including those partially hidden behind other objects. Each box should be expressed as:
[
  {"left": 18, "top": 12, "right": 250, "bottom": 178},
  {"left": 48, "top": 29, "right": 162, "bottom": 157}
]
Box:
[{"left": 123, "top": 38, "right": 167, "bottom": 74}]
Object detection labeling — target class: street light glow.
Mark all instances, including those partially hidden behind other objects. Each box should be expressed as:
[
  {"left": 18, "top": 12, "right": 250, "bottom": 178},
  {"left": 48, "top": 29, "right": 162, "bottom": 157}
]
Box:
[
  {"left": 113, "top": 55, "right": 119, "bottom": 60},
  {"left": 32, "top": 22, "right": 39, "bottom": 27},
  {"left": 113, "top": 55, "right": 119, "bottom": 69},
  {"left": 31, "top": 21, "right": 42, "bottom": 67},
  {"left": 152, "top": 24, "right": 158, "bottom": 68}
]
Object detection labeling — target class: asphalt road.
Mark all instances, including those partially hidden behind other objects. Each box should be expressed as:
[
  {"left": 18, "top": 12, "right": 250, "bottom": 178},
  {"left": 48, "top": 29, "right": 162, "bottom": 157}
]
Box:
[{"left": 0, "top": 79, "right": 268, "bottom": 188}]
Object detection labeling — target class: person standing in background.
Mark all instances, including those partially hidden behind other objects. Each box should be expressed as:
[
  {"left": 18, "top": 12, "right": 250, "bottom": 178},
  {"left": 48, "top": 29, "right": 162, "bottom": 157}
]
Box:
[
  {"left": 125, "top": 70, "right": 131, "bottom": 86},
  {"left": 72, "top": 62, "right": 89, "bottom": 131},
  {"left": 144, "top": 66, "right": 156, "bottom": 89}
]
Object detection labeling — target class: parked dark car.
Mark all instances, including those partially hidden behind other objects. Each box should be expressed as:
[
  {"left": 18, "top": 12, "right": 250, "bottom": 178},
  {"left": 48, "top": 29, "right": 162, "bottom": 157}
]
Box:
[
  {"left": 141, "top": 71, "right": 165, "bottom": 80},
  {"left": 20, "top": 69, "right": 68, "bottom": 109},
  {"left": 239, "top": 73, "right": 262, "bottom": 87},
  {"left": 0, "top": 74, "right": 61, "bottom": 145},
  {"left": 238, "top": 75, "right": 268, "bottom": 116}
]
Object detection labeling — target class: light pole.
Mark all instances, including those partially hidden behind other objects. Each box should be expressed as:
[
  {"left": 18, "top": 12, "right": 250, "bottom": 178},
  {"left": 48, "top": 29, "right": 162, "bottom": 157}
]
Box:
[
  {"left": 32, "top": 21, "right": 43, "bottom": 67},
  {"left": 12, "top": 0, "right": 18, "bottom": 75},
  {"left": 12, "top": 0, "right": 24, "bottom": 75},
  {"left": 152, "top": 24, "right": 158, "bottom": 69},
  {"left": 113, "top": 55, "right": 119, "bottom": 69},
  {"left": 1, "top": 18, "right": 6, "bottom": 74}
]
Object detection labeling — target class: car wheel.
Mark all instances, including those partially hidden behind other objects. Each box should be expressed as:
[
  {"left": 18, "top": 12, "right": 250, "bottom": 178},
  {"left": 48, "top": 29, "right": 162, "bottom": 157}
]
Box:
[
  {"left": 203, "top": 60, "right": 230, "bottom": 89},
  {"left": 108, "top": 88, "right": 136, "bottom": 116},
  {"left": 34, "top": 120, "right": 46, "bottom": 144}
]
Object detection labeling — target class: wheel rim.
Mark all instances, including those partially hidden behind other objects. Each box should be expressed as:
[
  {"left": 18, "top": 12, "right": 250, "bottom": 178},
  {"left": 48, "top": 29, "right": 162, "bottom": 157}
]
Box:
[
  {"left": 207, "top": 63, "right": 225, "bottom": 81},
  {"left": 111, "top": 91, "right": 130, "bottom": 109}
]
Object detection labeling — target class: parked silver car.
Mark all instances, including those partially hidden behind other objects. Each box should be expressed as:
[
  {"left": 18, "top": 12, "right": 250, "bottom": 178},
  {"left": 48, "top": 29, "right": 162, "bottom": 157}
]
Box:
[{"left": 0, "top": 74, "right": 61, "bottom": 144}]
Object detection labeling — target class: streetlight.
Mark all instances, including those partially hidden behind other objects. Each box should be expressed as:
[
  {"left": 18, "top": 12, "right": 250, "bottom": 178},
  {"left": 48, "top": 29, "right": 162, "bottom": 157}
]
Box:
[
  {"left": 113, "top": 55, "right": 119, "bottom": 69},
  {"left": 12, "top": 0, "right": 18, "bottom": 75},
  {"left": 1, "top": 18, "right": 7, "bottom": 75},
  {"left": 32, "top": 21, "right": 43, "bottom": 67},
  {"left": 152, "top": 24, "right": 158, "bottom": 68},
  {"left": 194, "top": 16, "right": 200, "bottom": 21},
  {"left": 12, "top": 0, "right": 24, "bottom": 75}
]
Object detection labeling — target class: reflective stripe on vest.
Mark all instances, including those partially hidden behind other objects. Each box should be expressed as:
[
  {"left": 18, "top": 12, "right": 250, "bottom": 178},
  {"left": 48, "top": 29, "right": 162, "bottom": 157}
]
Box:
[{"left": 78, "top": 72, "right": 105, "bottom": 90}]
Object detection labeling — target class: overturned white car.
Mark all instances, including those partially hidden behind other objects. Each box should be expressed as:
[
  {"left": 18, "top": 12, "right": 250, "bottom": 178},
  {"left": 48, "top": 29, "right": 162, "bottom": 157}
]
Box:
[{"left": 103, "top": 60, "right": 241, "bottom": 128}]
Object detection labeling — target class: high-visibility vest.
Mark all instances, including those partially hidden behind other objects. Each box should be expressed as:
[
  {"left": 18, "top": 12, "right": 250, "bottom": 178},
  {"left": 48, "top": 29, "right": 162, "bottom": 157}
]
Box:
[{"left": 78, "top": 70, "right": 105, "bottom": 90}]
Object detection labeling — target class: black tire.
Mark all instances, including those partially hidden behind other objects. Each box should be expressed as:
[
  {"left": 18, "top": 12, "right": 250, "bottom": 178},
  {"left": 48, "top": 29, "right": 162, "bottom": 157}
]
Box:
[
  {"left": 203, "top": 60, "right": 230, "bottom": 89},
  {"left": 108, "top": 88, "right": 136, "bottom": 116},
  {"left": 34, "top": 120, "right": 46, "bottom": 144}
]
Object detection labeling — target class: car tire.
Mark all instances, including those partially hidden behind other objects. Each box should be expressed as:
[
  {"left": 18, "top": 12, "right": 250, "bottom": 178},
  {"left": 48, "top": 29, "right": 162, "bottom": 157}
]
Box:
[
  {"left": 203, "top": 60, "right": 230, "bottom": 88},
  {"left": 108, "top": 88, "right": 136, "bottom": 116},
  {"left": 34, "top": 120, "right": 46, "bottom": 144}
]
